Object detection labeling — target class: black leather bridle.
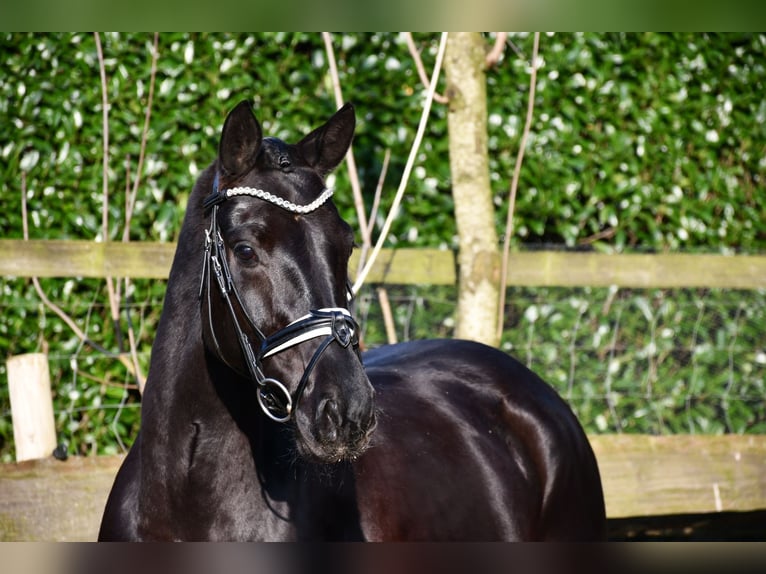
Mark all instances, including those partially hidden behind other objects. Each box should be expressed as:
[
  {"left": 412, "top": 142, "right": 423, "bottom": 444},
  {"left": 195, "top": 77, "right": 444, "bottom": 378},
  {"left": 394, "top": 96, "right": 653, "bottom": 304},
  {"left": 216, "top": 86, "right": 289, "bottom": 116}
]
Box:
[{"left": 198, "top": 174, "right": 360, "bottom": 423}]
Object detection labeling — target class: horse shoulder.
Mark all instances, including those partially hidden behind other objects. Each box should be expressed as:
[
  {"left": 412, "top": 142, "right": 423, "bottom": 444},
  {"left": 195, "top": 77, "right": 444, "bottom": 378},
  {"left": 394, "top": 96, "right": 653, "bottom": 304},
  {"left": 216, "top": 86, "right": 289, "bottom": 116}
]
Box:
[{"left": 98, "top": 433, "right": 141, "bottom": 540}]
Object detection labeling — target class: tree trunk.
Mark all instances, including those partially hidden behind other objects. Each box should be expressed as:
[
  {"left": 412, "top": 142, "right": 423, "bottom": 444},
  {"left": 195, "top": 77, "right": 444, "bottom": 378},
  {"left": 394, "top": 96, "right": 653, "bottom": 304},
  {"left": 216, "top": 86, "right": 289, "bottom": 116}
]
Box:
[{"left": 444, "top": 33, "right": 500, "bottom": 347}]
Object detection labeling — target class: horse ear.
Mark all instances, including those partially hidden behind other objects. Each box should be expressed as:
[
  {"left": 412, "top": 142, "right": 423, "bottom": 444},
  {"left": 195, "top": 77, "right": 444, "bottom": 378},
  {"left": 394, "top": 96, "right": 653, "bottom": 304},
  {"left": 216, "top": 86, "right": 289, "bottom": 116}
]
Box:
[
  {"left": 218, "top": 100, "right": 263, "bottom": 177},
  {"left": 297, "top": 103, "right": 355, "bottom": 177}
]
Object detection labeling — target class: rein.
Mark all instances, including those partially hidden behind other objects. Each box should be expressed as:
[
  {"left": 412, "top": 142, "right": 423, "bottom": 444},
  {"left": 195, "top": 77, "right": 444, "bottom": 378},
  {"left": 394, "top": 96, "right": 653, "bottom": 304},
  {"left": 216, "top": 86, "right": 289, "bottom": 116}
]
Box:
[{"left": 199, "top": 174, "right": 360, "bottom": 423}]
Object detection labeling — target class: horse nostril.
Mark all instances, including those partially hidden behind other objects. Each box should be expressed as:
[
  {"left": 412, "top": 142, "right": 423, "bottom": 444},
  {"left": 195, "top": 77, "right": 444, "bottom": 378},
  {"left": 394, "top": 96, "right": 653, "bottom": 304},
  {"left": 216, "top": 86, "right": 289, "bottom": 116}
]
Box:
[{"left": 318, "top": 398, "right": 342, "bottom": 443}]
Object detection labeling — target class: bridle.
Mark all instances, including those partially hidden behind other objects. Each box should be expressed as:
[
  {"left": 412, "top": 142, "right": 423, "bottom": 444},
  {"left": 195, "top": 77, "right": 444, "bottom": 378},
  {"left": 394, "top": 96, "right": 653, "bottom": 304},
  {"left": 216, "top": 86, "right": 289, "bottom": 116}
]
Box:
[{"left": 198, "top": 174, "right": 360, "bottom": 423}]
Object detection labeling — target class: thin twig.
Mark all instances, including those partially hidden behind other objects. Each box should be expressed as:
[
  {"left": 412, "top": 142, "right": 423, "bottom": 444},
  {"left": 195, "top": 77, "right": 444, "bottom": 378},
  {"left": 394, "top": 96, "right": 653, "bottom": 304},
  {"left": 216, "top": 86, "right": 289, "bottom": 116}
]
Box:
[
  {"left": 94, "top": 33, "right": 124, "bottom": 353},
  {"left": 69, "top": 366, "right": 140, "bottom": 391},
  {"left": 579, "top": 226, "right": 616, "bottom": 245},
  {"left": 365, "top": 152, "right": 396, "bottom": 341},
  {"left": 347, "top": 148, "right": 395, "bottom": 338},
  {"left": 377, "top": 287, "right": 398, "bottom": 344},
  {"left": 505, "top": 35, "right": 527, "bottom": 61},
  {"left": 123, "top": 32, "right": 159, "bottom": 240},
  {"left": 485, "top": 32, "right": 508, "bottom": 68},
  {"left": 125, "top": 277, "right": 145, "bottom": 394},
  {"left": 122, "top": 163, "right": 146, "bottom": 393},
  {"left": 118, "top": 32, "right": 159, "bottom": 394},
  {"left": 21, "top": 173, "right": 137, "bottom": 376},
  {"left": 116, "top": 154, "right": 130, "bottom": 305},
  {"left": 367, "top": 148, "right": 391, "bottom": 240},
  {"left": 94, "top": 33, "right": 110, "bottom": 245},
  {"left": 496, "top": 32, "right": 541, "bottom": 341},
  {"left": 404, "top": 33, "right": 449, "bottom": 104},
  {"left": 321, "top": 32, "right": 397, "bottom": 334},
  {"left": 356, "top": 148, "right": 391, "bottom": 280},
  {"left": 21, "top": 173, "right": 83, "bottom": 341},
  {"left": 605, "top": 304, "right": 625, "bottom": 432},
  {"left": 352, "top": 32, "right": 449, "bottom": 294},
  {"left": 321, "top": 32, "right": 371, "bottom": 249}
]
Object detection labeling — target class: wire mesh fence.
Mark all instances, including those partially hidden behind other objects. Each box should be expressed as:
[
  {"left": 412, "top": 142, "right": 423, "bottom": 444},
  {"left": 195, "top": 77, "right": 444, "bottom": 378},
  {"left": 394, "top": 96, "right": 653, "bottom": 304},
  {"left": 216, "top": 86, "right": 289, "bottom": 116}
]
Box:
[
  {"left": 1, "top": 277, "right": 765, "bottom": 462},
  {"left": 355, "top": 284, "right": 766, "bottom": 436}
]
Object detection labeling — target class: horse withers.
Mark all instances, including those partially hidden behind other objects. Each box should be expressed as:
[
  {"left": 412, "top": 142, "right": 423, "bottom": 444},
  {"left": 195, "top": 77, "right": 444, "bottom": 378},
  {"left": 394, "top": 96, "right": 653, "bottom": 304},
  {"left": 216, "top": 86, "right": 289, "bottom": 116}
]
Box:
[{"left": 99, "top": 100, "right": 606, "bottom": 541}]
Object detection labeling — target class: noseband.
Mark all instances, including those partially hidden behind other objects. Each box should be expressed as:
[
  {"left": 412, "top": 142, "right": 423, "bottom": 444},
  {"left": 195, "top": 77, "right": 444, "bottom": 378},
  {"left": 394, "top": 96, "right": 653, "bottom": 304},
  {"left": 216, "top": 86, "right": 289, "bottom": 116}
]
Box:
[{"left": 199, "top": 175, "right": 360, "bottom": 423}]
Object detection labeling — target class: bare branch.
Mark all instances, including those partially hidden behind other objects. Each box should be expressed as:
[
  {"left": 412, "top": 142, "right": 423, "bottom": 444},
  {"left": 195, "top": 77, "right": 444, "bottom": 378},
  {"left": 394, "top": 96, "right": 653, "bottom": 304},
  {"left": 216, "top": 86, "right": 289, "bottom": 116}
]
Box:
[
  {"left": 404, "top": 33, "right": 449, "bottom": 104},
  {"left": 377, "top": 287, "right": 398, "bottom": 345},
  {"left": 21, "top": 173, "right": 138, "bottom": 378},
  {"left": 497, "top": 32, "right": 541, "bottom": 341},
  {"left": 94, "top": 33, "right": 110, "bottom": 245},
  {"left": 123, "top": 32, "right": 159, "bottom": 241},
  {"left": 321, "top": 32, "right": 371, "bottom": 249},
  {"left": 356, "top": 148, "right": 391, "bottom": 279},
  {"left": 121, "top": 161, "right": 146, "bottom": 394},
  {"left": 367, "top": 148, "right": 391, "bottom": 241},
  {"left": 116, "top": 154, "right": 130, "bottom": 306},
  {"left": 357, "top": 150, "right": 397, "bottom": 339},
  {"left": 124, "top": 277, "right": 145, "bottom": 394},
  {"left": 485, "top": 32, "right": 508, "bottom": 68},
  {"left": 352, "top": 32, "right": 449, "bottom": 294},
  {"left": 70, "top": 366, "right": 140, "bottom": 391},
  {"left": 124, "top": 154, "right": 132, "bottom": 230},
  {"left": 505, "top": 35, "right": 527, "bottom": 61},
  {"left": 93, "top": 34, "right": 148, "bottom": 394},
  {"left": 117, "top": 32, "right": 159, "bottom": 395},
  {"left": 579, "top": 227, "right": 617, "bottom": 245},
  {"left": 94, "top": 33, "right": 124, "bottom": 354}
]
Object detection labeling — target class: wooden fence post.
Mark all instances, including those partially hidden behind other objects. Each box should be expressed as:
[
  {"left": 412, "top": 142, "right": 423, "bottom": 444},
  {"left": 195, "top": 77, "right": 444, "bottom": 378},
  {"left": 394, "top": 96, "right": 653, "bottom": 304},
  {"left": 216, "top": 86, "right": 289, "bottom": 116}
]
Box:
[{"left": 6, "top": 353, "right": 57, "bottom": 462}]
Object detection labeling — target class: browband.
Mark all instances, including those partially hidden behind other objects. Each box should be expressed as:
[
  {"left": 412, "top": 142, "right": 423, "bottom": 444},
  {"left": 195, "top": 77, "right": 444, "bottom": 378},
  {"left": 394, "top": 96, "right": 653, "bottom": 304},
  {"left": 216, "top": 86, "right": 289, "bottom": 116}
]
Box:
[{"left": 204, "top": 173, "right": 334, "bottom": 214}]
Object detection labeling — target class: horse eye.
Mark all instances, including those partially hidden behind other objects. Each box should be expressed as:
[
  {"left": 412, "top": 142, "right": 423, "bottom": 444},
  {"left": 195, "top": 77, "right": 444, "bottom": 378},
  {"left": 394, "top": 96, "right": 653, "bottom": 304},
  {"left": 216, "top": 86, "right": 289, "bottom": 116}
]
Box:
[{"left": 233, "top": 244, "right": 257, "bottom": 263}]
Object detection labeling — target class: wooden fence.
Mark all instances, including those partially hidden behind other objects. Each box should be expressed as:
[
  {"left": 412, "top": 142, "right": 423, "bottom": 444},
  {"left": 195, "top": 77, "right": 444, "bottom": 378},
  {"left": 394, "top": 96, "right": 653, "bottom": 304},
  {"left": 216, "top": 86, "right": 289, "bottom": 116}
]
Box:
[
  {"left": 2, "top": 434, "right": 764, "bottom": 541},
  {"left": 3, "top": 239, "right": 766, "bottom": 288},
  {"left": 1, "top": 239, "right": 765, "bottom": 540}
]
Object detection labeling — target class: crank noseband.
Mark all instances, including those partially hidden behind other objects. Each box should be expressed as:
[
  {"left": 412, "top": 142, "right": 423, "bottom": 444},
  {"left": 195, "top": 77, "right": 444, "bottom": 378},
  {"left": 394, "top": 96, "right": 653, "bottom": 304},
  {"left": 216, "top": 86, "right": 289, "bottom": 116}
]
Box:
[{"left": 199, "top": 174, "right": 360, "bottom": 423}]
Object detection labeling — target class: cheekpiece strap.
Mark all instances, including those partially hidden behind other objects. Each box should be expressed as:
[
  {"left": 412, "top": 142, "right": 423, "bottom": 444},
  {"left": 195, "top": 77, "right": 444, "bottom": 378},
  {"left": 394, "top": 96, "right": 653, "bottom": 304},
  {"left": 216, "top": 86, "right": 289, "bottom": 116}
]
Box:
[{"left": 203, "top": 173, "right": 227, "bottom": 210}]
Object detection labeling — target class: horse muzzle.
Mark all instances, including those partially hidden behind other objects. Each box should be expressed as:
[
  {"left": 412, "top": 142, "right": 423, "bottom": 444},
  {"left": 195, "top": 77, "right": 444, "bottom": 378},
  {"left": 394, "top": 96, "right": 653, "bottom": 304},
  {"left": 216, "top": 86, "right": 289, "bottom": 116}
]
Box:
[{"left": 294, "top": 368, "right": 377, "bottom": 463}]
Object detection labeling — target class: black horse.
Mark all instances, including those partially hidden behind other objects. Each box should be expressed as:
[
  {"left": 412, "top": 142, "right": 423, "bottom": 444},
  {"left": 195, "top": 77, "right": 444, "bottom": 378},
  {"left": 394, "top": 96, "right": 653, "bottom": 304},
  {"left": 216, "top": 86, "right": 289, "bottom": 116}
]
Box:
[{"left": 99, "top": 100, "right": 606, "bottom": 541}]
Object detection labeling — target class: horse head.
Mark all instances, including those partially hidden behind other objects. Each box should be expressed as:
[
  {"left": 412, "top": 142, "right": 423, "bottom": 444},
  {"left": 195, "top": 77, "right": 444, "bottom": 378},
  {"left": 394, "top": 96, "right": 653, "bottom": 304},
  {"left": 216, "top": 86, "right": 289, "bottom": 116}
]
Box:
[{"left": 199, "top": 100, "right": 376, "bottom": 463}]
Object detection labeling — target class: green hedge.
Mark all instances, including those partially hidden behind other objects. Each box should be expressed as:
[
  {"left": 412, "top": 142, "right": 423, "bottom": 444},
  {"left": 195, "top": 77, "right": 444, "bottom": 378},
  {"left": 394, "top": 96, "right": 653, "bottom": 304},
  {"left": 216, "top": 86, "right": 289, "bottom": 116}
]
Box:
[
  {"left": 3, "top": 33, "right": 764, "bottom": 250},
  {"left": 1, "top": 33, "right": 764, "bottom": 459}
]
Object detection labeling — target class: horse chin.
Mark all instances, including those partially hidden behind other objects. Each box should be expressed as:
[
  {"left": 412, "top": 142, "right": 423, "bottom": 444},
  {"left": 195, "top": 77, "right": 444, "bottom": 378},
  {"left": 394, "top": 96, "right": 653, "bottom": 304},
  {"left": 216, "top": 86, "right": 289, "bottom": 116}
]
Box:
[{"left": 297, "top": 440, "right": 369, "bottom": 464}]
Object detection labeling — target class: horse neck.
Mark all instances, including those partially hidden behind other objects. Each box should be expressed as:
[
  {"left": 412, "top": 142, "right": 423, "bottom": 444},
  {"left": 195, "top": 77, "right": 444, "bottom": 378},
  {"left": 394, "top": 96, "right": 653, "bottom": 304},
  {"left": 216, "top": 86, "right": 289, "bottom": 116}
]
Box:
[{"left": 141, "top": 173, "right": 217, "bottom": 408}]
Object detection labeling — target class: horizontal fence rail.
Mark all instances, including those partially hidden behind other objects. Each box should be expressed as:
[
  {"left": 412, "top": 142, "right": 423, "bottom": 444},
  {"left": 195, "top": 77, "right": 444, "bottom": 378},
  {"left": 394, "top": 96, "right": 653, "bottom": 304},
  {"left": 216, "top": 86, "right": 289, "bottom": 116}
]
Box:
[
  {"left": 1, "top": 239, "right": 765, "bottom": 288},
  {"left": 0, "top": 240, "right": 456, "bottom": 285},
  {"left": 1, "top": 434, "right": 764, "bottom": 541},
  {"left": 504, "top": 251, "right": 766, "bottom": 289}
]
